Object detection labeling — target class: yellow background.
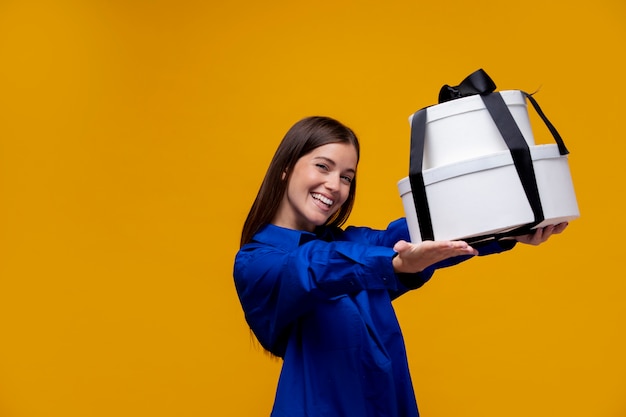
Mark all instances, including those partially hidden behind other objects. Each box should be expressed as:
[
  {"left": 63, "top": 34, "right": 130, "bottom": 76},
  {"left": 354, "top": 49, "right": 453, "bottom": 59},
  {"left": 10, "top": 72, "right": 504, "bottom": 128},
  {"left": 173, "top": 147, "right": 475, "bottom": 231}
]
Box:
[{"left": 0, "top": 1, "right": 624, "bottom": 416}]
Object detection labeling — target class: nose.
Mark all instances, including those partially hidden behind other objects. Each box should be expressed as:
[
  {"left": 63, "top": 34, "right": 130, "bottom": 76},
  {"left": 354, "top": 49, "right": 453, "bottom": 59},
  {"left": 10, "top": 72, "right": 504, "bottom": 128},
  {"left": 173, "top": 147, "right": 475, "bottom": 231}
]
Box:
[{"left": 325, "top": 173, "right": 341, "bottom": 192}]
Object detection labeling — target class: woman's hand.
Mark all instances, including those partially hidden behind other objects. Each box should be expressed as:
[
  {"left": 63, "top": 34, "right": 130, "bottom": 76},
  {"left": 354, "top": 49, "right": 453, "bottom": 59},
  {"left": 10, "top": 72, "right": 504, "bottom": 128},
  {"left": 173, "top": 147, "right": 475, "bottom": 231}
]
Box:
[
  {"left": 514, "top": 222, "right": 568, "bottom": 246},
  {"left": 392, "top": 239, "right": 478, "bottom": 274}
]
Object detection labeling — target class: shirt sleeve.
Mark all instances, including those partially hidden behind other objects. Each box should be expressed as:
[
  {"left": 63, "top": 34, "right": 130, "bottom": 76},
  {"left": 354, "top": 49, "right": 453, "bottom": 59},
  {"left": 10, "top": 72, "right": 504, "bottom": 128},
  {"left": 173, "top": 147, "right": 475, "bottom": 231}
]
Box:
[
  {"left": 341, "top": 219, "right": 518, "bottom": 291},
  {"left": 342, "top": 218, "right": 436, "bottom": 295},
  {"left": 233, "top": 239, "right": 400, "bottom": 355},
  {"left": 413, "top": 238, "right": 518, "bottom": 282}
]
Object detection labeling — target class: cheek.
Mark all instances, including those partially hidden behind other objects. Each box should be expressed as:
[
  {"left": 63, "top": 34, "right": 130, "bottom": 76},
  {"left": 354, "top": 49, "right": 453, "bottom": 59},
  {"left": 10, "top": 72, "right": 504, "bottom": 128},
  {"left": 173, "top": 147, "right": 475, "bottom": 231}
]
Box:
[{"left": 339, "top": 186, "right": 352, "bottom": 205}]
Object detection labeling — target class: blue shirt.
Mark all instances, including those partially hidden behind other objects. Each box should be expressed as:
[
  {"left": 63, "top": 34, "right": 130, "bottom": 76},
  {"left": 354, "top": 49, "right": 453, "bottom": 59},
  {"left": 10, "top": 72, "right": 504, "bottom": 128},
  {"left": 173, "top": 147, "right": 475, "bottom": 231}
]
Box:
[{"left": 234, "top": 219, "right": 514, "bottom": 417}]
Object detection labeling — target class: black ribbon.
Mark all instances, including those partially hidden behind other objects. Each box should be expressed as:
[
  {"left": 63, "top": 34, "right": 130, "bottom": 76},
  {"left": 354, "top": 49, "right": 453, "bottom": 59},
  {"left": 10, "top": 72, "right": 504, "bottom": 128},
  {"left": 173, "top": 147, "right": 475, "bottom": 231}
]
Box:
[
  {"left": 481, "top": 92, "right": 544, "bottom": 235},
  {"left": 408, "top": 69, "right": 568, "bottom": 243},
  {"left": 408, "top": 109, "right": 433, "bottom": 241}
]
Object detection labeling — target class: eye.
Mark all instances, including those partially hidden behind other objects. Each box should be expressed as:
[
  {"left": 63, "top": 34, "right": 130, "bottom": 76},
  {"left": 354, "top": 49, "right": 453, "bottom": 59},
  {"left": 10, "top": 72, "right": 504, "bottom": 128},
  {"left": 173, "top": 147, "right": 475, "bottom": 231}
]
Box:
[
  {"left": 316, "top": 163, "right": 329, "bottom": 171},
  {"left": 341, "top": 175, "right": 353, "bottom": 184}
]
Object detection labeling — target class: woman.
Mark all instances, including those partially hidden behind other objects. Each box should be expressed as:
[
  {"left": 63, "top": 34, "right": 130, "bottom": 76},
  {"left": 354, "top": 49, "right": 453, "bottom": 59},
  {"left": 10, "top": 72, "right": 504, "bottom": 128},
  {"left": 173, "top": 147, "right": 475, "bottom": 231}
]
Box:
[{"left": 234, "top": 116, "right": 566, "bottom": 417}]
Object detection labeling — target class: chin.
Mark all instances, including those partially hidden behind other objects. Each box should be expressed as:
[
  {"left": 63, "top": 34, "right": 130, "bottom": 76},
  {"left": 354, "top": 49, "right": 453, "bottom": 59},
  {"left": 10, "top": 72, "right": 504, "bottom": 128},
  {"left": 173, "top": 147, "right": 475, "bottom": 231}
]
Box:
[{"left": 307, "top": 217, "right": 330, "bottom": 229}]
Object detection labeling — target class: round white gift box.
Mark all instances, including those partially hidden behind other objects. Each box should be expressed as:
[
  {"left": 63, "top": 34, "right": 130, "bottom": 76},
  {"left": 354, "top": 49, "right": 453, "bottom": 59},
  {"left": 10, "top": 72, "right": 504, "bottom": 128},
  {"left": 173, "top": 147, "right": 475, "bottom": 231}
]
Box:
[
  {"left": 414, "top": 90, "right": 536, "bottom": 170},
  {"left": 398, "top": 144, "right": 580, "bottom": 243}
]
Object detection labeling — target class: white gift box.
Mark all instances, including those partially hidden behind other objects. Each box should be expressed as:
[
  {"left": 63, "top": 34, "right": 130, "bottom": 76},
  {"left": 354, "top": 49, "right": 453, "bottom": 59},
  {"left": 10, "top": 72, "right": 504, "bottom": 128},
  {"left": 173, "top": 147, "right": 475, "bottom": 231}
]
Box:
[
  {"left": 399, "top": 76, "right": 580, "bottom": 244},
  {"left": 398, "top": 144, "right": 580, "bottom": 244},
  {"left": 415, "top": 90, "right": 535, "bottom": 170}
]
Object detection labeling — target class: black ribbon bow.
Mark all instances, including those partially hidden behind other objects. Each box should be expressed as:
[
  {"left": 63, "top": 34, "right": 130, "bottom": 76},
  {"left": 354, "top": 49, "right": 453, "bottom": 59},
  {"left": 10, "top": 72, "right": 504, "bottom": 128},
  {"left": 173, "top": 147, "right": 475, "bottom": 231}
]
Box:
[{"left": 438, "top": 68, "right": 497, "bottom": 103}]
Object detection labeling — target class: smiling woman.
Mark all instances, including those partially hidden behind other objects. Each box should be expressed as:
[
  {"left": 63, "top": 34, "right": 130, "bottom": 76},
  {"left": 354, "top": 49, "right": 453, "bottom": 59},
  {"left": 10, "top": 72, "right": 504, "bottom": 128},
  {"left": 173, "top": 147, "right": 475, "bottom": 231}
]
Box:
[{"left": 232, "top": 116, "right": 565, "bottom": 417}]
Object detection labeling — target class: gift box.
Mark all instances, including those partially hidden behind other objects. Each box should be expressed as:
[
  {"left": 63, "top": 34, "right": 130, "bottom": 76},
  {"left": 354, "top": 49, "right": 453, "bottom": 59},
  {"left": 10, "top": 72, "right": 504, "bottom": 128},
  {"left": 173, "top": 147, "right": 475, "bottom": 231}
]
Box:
[
  {"left": 398, "top": 69, "right": 580, "bottom": 244},
  {"left": 417, "top": 90, "right": 535, "bottom": 170},
  {"left": 398, "top": 144, "right": 579, "bottom": 243}
]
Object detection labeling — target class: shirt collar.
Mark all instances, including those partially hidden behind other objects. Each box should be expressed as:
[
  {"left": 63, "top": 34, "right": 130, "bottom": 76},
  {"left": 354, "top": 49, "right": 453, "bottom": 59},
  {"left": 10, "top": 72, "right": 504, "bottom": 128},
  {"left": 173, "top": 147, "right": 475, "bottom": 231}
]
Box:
[{"left": 252, "top": 224, "right": 336, "bottom": 249}]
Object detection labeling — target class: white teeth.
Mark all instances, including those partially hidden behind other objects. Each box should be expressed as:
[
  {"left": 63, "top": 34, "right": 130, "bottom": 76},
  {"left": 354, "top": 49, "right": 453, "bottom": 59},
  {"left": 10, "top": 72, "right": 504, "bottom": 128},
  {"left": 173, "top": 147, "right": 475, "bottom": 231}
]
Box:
[{"left": 312, "top": 193, "right": 333, "bottom": 206}]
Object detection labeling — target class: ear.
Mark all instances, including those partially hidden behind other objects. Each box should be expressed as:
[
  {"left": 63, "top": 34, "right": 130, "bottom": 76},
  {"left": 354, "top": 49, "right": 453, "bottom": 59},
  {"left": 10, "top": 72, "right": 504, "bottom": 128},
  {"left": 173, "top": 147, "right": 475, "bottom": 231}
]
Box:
[{"left": 281, "top": 169, "right": 288, "bottom": 180}]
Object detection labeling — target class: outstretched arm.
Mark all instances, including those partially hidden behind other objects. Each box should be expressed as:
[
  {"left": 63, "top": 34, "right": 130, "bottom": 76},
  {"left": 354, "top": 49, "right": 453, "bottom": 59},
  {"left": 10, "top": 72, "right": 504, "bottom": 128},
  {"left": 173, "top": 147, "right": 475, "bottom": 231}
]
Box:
[{"left": 390, "top": 222, "right": 569, "bottom": 274}]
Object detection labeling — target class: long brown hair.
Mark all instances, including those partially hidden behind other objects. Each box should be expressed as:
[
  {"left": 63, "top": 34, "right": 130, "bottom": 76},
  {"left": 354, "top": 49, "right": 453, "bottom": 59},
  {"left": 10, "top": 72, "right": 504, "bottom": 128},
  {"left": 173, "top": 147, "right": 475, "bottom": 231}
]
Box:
[{"left": 240, "top": 116, "right": 360, "bottom": 247}]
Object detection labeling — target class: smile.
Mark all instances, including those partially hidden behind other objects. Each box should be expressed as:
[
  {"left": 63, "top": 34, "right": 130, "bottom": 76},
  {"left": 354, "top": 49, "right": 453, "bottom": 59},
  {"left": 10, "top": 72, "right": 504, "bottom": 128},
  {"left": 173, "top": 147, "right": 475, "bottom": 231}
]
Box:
[{"left": 311, "top": 193, "right": 333, "bottom": 207}]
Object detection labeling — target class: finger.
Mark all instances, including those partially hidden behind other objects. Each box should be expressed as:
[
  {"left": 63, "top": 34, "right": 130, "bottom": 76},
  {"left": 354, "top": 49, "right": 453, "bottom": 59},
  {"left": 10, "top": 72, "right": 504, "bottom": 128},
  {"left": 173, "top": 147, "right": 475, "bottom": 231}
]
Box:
[
  {"left": 393, "top": 240, "right": 409, "bottom": 253},
  {"left": 448, "top": 240, "right": 478, "bottom": 255},
  {"left": 531, "top": 228, "right": 545, "bottom": 245},
  {"left": 542, "top": 225, "right": 555, "bottom": 241},
  {"left": 553, "top": 222, "right": 569, "bottom": 234},
  {"left": 461, "top": 242, "right": 479, "bottom": 255}
]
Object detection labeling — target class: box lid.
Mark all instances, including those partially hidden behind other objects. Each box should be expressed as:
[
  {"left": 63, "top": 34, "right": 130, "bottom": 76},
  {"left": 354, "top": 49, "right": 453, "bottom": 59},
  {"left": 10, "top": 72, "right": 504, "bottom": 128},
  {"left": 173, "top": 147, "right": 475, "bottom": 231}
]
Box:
[
  {"left": 424, "top": 90, "right": 527, "bottom": 124},
  {"left": 398, "top": 144, "right": 564, "bottom": 191}
]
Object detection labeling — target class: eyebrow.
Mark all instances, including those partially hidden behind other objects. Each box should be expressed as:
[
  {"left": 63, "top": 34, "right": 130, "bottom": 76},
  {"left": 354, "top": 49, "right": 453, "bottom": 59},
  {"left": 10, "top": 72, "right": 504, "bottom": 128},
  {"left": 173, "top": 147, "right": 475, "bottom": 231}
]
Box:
[{"left": 313, "top": 156, "right": 356, "bottom": 174}]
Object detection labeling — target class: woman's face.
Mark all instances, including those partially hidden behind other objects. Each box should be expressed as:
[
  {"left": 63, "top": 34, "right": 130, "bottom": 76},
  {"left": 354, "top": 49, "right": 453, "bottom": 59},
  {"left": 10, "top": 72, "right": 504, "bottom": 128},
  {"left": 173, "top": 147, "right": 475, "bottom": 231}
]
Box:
[{"left": 272, "top": 142, "right": 358, "bottom": 232}]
